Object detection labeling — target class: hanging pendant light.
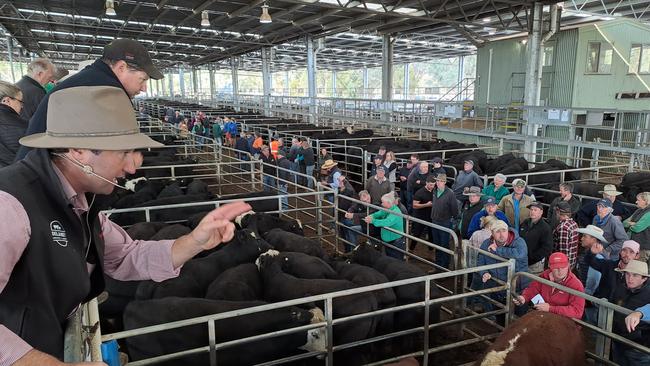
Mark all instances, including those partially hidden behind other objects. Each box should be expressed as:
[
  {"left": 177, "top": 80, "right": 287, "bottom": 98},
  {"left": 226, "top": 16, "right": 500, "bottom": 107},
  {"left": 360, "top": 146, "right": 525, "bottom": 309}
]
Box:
[
  {"left": 201, "top": 10, "right": 210, "bottom": 27},
  {"left": 105, "top": 0, "right": 116, "bottom": 16},
  {"left": 260, "top": 3, "right": 272, "bottom": 24}
]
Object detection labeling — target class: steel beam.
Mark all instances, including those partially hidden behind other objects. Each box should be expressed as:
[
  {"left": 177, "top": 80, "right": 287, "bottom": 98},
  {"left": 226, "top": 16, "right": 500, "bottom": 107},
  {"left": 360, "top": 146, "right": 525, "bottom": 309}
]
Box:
[
  {"left": 262, "top": 47, "right": 272, "bottom": 115},
  {"left": 306, "top": 35, "right": 317, "bottom": 123},
  {"left": 523, "top": 1, "right": 542, "bottom": 161},
  {"left": 381, "top": 34, "right": 393, "bottom": 101}
]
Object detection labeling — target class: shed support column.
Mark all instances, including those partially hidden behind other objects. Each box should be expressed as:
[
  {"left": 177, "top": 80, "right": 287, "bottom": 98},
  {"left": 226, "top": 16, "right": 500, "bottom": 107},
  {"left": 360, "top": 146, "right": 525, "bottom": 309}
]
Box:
[
  {"left": 381, "top": 34, "right": 393, "bottom": 101},
  {"left": 362, "top": 67, "right": 368, "bottom": 99},
  {"left": 192, "top": 67, "right": 198, "bottom": 97},
  {"left": 332, "top": 71, "right": 337, "bottom": 97},
  {"left": 209, "top": 66, "right": 215, "bottom": 101},
  {"left": 284, "top": 70, "right": 290, "bottom": 95},
  {"left": 168, "top": 72, "right": 174, "bottom": 97},
  {"left": 523, "top": 1, "right": 543, "bottom": 162},
  {"left": 261, "top": 47, "right": 272, "bottom": 116},
  {"left": 231, "top": 57, "right": 240, "bottom": 111},
  {"left": 306, "top": 35, "right": 317, "bottom": 123},
  {"left": 457, "top": 55, "right": 465, "bottom": 101},
  {"left": 178, "top": 66, "right": 186, "bottom": 99},
  {"left": 7, "top": 36, "right": 15, "bottom": 83},
  {"left": 403, "top": 63, "right": 409, "bottom": 100}
]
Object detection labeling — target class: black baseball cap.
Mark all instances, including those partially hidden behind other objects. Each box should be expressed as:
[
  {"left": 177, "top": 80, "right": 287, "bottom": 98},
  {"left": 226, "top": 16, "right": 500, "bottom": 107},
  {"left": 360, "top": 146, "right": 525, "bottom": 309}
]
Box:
[{"left": 103, "top": 39, "right": 164, "bottom": 80}]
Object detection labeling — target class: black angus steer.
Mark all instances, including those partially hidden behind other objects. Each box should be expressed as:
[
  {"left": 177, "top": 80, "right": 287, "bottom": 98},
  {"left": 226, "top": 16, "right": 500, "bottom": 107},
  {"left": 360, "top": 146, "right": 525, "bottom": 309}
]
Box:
[
  {"left": 205, "top": 263, "right": 262, "bottom": 301},
  {"left": 123, "top": 298, "right": 327, "bottom": 366},
  {"left": 271, "top": 251, "right": 338, "bottom": 279},
  {"left": 135, "top": 229, "right": 272, "bottom": 300},
  {"left": 263, "top": 228, "right": 327, "bottom": 259},
  {"left": 235, "top": 211, "right": 304, "bottom": 237},
  {"left": 256, "top": 250, "right": 379, "bottom": 358},
  {"left": 352, "top": 243, "right": 442, "bottom": 353}
]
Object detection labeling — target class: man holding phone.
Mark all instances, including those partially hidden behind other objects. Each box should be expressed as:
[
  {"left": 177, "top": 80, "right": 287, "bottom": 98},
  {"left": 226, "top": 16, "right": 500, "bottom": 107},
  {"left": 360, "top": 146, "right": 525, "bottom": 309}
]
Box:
[{"left": 513, "top": 252, "right": 586, "bottom": 319}]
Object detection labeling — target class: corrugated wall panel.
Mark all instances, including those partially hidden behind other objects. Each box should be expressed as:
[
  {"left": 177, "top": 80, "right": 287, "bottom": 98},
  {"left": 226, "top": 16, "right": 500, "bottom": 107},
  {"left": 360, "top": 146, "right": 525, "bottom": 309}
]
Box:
[{"left": 549, "top": 29, "right": 578, "bottom": 107}]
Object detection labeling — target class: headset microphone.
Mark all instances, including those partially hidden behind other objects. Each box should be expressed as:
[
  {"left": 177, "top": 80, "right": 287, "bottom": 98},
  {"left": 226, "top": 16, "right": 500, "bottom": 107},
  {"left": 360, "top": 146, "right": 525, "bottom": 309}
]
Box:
[{"left": 54, "top": 153, "right": 128, "bottom": 191}]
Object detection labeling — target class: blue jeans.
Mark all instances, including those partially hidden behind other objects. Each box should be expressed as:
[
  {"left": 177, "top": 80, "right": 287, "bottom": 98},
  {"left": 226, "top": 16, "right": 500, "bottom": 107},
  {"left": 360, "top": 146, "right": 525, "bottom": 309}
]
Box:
[
  {"left": 263, "top": 176, "right": 276, "bottom": 192},
  {"left": 585, "top": 266, "right": 602, "bottom": 296},
  {"left": 305, "top": 165, "right": 315, "bottom": 188},
  {"left": 612, "top": 342, "right": 650, "bottom": 366},
  {"left": 432, "top": 219, "right": 453, "bottom": 269},
  {"left": 385, "top": 237, "right": 406, "bottom": 261},
  {"left": 341, "top": 219, "right": 361, "bottom": 252},
  {"left": 278, "top": 183, "right": 289, "bottom": 210}
]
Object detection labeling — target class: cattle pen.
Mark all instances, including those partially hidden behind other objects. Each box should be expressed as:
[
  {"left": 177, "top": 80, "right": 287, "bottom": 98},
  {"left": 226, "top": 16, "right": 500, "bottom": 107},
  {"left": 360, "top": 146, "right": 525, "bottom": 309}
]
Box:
[{"left": 60, "top": 109, "right": 648, "bottom": 366}]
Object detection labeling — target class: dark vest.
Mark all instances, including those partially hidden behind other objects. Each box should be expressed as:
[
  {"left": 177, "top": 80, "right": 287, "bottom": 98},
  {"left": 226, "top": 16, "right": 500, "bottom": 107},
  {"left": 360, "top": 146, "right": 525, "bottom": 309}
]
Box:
[{"left": 0, "top": 149, "right": 105, "bottom": 359}]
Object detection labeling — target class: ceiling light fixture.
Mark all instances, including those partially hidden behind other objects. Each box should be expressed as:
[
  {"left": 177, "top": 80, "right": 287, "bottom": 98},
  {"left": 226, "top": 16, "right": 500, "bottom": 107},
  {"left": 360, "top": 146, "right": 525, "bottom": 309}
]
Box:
[
  {"left": 260, "top": 3, "right": 272, "bottom": 23},
  {"left": 201, "top": 10, "right": 210, "bottom": 27},
  {"left": 105, "top": 0, "right": 116, "bottom": 16}
]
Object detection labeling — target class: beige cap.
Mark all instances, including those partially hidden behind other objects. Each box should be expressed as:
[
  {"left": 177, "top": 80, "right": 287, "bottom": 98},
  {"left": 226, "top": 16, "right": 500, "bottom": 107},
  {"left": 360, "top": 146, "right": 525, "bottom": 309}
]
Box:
[{"left": 491, "top": 220, "right": 509, "bottom": 232}]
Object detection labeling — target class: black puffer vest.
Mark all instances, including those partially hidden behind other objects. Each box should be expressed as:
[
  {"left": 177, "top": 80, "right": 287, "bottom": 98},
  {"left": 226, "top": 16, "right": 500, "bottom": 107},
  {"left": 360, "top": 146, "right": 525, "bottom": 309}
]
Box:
[{"left": 0, "top": 149, "right": 105, "bottom": 359}]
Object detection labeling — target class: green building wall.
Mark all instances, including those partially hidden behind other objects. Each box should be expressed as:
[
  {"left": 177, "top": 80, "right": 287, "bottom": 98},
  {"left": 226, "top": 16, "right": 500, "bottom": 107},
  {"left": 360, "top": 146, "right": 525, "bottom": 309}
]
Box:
[
  {"left": 474, "top": 19, "right": 650, "bottom": 111},
  {"left": 572, "top": 19, "right": 650, "bottom": 110}
]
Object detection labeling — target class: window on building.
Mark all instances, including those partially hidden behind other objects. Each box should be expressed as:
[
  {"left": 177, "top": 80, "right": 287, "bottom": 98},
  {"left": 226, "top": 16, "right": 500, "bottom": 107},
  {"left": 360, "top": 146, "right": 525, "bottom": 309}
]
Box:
[
  {"left": 629, "top": 44, "right": 650, "bottom": 74},
  {"left": 586, "top": 42, "right": 613, "bottom": 74},
  {"left": 543, "top": 45, "right": 554, "bottom": 66}
]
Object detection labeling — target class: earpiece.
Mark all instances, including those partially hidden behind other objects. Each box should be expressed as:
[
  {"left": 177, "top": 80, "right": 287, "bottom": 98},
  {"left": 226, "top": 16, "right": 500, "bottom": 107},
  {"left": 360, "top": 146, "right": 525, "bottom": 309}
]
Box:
[{"left": 53, "top": 153, "right": 128, "bottom": 190}]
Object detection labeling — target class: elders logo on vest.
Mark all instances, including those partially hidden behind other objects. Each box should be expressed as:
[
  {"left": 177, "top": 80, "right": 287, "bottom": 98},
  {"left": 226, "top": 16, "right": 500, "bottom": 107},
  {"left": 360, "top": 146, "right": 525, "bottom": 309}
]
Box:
[{"left": 50, "top": 221, "right": 68, "bottom": 247}]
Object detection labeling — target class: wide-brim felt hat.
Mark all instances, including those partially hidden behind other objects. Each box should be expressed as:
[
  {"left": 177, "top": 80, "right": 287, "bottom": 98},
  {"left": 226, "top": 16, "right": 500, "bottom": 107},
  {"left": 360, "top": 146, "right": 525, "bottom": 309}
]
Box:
[
  {"left": 599, "top": 184, "right": 623, "bottom": 196},
  {"left": 321, "top": 159, "right": 338, "bottom": 170},
  {"left": 20, "top": 86, "right": 163, "bottom": 150},
  {"left": 615, "top": 260, "right": 649, "bottom": 277},
  {"left": 576, "top": 225, "right": 607, "bottom": 243}
]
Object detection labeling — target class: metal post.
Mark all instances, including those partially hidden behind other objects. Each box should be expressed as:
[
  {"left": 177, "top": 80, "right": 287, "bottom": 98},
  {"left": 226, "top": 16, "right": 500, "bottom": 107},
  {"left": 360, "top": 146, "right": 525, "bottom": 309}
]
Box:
[
  {"left": 403, "top": 62, "right": 410, "bottom": 100},
  {"left": 362, "top": 67, "right": 369, "bottom": 98},
  {"left": 209, "top": 66, "right": 216, "bottom": 100},
  {"left": 231, "top": 57, "right": 240, "bottom": 109},
  {"left": 457, "top": 55, "right": 465, "bottom": 101},
  {"left": 381, "top": 34, "right": 394, "bottom": 101},
  {"left": 168, "top": 72, "right": 174, "bottom": 97},
  {"left": 306, "top": 35, "right": 317, "bottom": 123},
  {"left": 261, "top": 47, "right": 272, "bottom": 116},
  {"left": 331, "top": 70, "right": 337, "bottom": 97},
  {"left": 192, "top": 67, "right": 199, "bottom": 97},
  {"left": 7, "top": 36, "right": 15, "bottom": 83},
  {"left": 284, "top": 70, "right": 290, "bottom": 95},
  {"left": 523, "top": 2, "right": 543, "bottom": 161},
  {"left": 179, "top": 66, "right": 186, "bottom": 98}
]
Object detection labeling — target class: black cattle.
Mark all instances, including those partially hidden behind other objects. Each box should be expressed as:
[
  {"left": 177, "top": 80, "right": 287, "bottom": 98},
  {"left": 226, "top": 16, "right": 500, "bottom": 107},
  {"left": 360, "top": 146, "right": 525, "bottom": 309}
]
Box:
[
  {"left": 257, "top": 250, "right": 378, "bottom": 354},
  {"left": 330, "top": 260, "right": 396, "bottom": 335},
  {"left": 205, "top": 263, "right": 262, "bottom": 301},
  {"left": 112, "top": 180, "right": 165, "bottom": 209},
  {"left": 186, "top": 210, "right": 211, "bottom": 229},
  {"left": 110, "top": 193, "right": 214, "bottom": 226},
  {"left": 186, "top": 179, "right": 209, "bottom": 196},
  {"left": 269, "top": 251, "right": 338, "bottom": 279},
  {"left": 351, "top": 243, "right": 441, "bottom": 352},
  {"left": 135, "top": 229, "right": 272, "bottom": 300},
  {"left": 123, "top": 298, "right": 327, "bottom": 366},
  {"left": 126, "top": 222, "right": 168, "bottom": 240},
  {"left": 157, "top": 182, "right": 184, "bottom": 199},
  {"left": 485, "top": 153, "right": 516, "bottom": 174},
  {"left": 496, "top": 157, "right": 529, "bottom": 176},
  {"left": 236, "top": 212, "right": 304, "bottom": 237},
  {"left": 621, "top": 172, "right": 650, "bottom": 203},
  {"left": 263, "top": 228, "right": 327, "bottom": 259},
  {"left": 149, "top": 224, "right": 192, "bottom": 240}
]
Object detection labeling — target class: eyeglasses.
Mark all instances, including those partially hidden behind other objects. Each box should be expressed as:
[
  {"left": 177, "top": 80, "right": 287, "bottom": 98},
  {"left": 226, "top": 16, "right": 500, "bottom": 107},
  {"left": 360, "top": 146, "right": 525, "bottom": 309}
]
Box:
[{"left": 8, "top": 96, "right": 23, "bottom": 105}]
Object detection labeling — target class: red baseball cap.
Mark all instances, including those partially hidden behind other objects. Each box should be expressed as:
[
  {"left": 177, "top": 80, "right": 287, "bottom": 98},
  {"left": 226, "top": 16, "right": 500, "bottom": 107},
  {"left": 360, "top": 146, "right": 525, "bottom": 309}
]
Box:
[{"left": 548, "top": 252, "right": 569, "bottom": 270}]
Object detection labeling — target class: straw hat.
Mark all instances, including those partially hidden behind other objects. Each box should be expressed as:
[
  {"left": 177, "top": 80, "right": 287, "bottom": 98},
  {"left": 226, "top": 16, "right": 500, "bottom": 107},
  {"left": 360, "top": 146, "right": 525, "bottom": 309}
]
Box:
[
  {"left": 599, "top": 184, "right": 623, "bottom": 196},
  {"left": 20, "top": 86, "right": 163, "bottom": 150},
  {"left": 321, "top": 159, "right": 338, "bottom": 170},
  {"left": 615, "top": 260, "right": 649, "bottom": 277}
]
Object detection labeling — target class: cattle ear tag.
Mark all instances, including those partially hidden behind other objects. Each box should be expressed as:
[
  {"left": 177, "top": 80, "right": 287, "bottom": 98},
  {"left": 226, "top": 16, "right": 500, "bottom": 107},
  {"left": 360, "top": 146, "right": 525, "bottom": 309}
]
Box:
[
  {"left": 285, "top": 258, "right": 288, "bottom": 261},
  {"left": 250, "top": 232, "right": 257, "bottom": 238}
]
